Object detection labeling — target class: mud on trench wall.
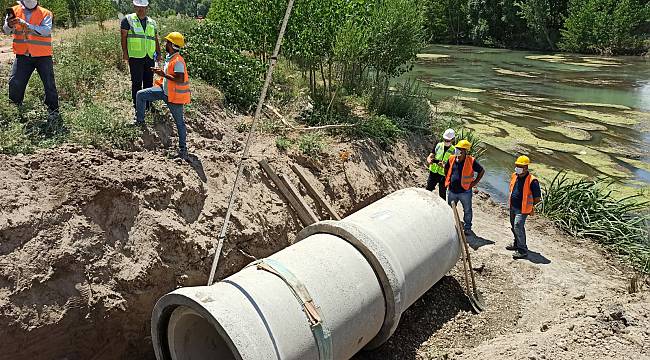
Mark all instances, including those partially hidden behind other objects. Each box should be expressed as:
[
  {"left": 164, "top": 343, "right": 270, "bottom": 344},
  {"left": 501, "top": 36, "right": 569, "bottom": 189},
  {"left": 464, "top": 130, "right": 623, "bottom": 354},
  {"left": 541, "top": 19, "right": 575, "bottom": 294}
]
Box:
[{"left": 0, "top": 133, "right": 427, "bottom": 359}]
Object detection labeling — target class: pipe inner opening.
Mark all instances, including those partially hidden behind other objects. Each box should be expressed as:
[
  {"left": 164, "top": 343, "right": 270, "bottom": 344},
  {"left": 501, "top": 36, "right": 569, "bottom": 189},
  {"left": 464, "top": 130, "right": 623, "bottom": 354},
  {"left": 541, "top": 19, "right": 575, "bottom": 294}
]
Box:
[{"left": 167, "top": 306, "right": 237, "bottom": 360}]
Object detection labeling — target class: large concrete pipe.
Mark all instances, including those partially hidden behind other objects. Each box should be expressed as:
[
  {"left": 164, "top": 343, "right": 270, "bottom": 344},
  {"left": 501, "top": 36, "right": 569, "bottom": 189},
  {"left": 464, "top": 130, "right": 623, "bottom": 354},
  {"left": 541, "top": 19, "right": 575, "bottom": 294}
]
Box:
[{"left": 151, "top": 188, "right": 460, "bottom": 360}]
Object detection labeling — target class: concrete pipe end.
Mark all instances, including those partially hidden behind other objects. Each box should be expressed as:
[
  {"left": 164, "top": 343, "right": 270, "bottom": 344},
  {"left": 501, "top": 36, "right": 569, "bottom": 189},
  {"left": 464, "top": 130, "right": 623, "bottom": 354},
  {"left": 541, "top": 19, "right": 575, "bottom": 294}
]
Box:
[{"left": 151, "top": 293, "right": 242, "bottom": 360}]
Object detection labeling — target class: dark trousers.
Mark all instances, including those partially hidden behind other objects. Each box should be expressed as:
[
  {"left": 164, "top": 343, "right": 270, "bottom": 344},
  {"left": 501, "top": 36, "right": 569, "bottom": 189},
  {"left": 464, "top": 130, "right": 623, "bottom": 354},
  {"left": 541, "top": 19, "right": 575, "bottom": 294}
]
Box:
[
  {"left": 9, "top": 55, "right": 59, "bottom": 114},
  {"left": 426, "top": 172, "right": 447, "bottom": 199},
  {"left": 128, "top": 56, "right": 154, "bottom": 108}
]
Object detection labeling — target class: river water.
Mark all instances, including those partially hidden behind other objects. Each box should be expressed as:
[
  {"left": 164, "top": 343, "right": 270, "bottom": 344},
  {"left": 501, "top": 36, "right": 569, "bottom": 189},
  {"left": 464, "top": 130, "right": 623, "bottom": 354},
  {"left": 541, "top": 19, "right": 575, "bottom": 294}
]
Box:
[{"left": 404, "top": 45, "right": 650, "bottom": 203}]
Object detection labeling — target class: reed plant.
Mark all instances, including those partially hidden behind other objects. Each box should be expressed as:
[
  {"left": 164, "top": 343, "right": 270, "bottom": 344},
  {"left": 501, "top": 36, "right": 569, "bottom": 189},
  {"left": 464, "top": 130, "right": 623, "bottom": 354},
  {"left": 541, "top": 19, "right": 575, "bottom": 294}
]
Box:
[{"left": 540, "top": 172, "right": 650, "bottom": 273}]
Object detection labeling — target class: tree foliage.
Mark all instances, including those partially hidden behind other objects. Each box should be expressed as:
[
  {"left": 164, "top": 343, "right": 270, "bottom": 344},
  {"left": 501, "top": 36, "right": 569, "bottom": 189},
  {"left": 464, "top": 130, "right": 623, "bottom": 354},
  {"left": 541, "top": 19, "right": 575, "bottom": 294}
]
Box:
[
  {"left": 422, "top": 0, "right": 648, "bottom": 54},
  {"left": 559, "top": 0, "right": 650, "bottom": 54}
]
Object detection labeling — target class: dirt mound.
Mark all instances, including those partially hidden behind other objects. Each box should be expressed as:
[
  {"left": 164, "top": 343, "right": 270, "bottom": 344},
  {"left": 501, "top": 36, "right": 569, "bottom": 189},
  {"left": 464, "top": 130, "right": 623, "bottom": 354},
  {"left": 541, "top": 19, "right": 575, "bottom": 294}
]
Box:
[{"left": 0, "top": 105, "right": 428, "bottom": 359}]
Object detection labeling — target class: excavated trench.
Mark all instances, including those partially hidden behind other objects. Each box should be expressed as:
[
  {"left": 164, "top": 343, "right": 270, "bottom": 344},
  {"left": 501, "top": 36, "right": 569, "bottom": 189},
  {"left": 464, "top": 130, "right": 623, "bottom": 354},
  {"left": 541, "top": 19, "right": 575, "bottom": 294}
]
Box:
[{"left": 0, "top": 127, "right": 428, "bottom": 359}]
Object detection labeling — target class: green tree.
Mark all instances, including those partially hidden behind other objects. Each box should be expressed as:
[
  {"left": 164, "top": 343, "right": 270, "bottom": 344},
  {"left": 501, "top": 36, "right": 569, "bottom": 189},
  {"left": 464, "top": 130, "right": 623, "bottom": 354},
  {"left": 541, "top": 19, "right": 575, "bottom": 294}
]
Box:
[{"left": 560, "top": 0, "right": 650, "bottom": 54}]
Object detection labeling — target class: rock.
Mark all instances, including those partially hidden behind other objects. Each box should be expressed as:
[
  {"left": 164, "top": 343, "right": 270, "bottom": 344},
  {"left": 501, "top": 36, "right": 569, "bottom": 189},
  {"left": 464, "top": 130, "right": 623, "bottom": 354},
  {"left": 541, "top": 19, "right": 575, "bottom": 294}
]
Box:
[
  {"left": 528, "top": 351, "right": 538, "bottom": 359},
  {"left": 541, "top": 324, "right": 549, "bottom": 332},
  {"left": 573, "top": 292, "right": 586, "bottom": 300}
]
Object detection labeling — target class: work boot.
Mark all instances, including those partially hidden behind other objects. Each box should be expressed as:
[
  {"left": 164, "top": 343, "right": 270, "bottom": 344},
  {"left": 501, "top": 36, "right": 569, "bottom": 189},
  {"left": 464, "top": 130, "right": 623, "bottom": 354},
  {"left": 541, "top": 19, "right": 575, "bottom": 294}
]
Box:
[
  {"left": 169, "top": 149, "right": 190, "bottom": 163},
  {"left": 464, "top": 229, "right": 473, "bottom": 237},
  {"left": 512, "top": 251, "right": 528, "bottom": 260},
  {"left": 505, "top": 243, "right": 518, "bottom": 251}
]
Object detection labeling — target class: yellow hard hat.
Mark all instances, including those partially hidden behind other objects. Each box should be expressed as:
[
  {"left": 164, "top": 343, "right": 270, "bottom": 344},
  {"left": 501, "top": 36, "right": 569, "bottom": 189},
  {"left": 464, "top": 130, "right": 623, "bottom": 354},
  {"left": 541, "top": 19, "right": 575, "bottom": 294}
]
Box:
[
  {"left": 515, "top": 155, "right": 530, "bottom": 166},
  {"left": 165, "top": 32, "right": 185, "bottom": 48},
  {"left": 455, "top": 139, "right": 472, "bottom": 150}
]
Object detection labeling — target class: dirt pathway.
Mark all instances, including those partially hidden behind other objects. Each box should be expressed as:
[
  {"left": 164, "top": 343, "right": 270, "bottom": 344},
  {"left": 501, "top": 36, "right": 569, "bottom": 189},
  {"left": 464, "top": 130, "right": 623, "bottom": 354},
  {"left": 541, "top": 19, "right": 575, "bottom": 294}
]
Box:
[{"left": 356, "top": 195, "right": 650, "bottom": 360}]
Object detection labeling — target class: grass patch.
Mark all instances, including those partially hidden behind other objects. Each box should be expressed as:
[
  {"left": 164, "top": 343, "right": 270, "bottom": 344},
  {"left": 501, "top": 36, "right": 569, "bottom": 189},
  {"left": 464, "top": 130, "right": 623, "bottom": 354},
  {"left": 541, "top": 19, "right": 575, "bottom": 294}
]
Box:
[
  {"left": 540, "top": 172, "right": 650, "bottom": 273},
  {"left": 275, "top": 136, "right": 292, "bottom": 151},
  {"left": 298, "top": 132, "right": 325, "bottom": 157},
  {"left": 66, "top": 104, "right": 139, "bottom": 149}
]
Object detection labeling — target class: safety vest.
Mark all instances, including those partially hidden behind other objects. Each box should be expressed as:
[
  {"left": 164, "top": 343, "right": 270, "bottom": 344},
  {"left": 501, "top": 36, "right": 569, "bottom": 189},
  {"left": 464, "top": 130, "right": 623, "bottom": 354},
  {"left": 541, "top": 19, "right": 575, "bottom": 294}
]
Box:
[
  {"left": 429, "top": 143, "right": 456, "bottom": 175},
  {"left": 509, "top": 173, "right": 538, "bottom": 215},
  {"left": 126, "top": 13, "right": 156, "bottom": 59},
  {"left": 12, "top": 5, "right": 53, "bottom": 57},
  {"left": 445, "top": 155, "right": 476, "bottom": 191},
  {"left": 155, "top": 53, "right": 190, "bottom": 105}
]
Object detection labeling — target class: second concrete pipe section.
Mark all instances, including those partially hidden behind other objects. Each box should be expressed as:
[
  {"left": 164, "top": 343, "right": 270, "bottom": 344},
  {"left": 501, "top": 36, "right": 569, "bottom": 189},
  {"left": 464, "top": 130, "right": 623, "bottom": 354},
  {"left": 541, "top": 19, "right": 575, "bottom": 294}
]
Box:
[{"left": 152, "top": 187, "right": 461, "bottom": 360}]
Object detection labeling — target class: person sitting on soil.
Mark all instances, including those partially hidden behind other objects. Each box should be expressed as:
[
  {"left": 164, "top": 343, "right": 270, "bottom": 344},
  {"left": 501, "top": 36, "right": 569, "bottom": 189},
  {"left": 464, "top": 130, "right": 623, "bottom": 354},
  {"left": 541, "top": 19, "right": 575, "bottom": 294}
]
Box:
[
  {"left": 444, "top": 139, "right": 485, "bottom": 236},
  {"left": 134, "top": 31, "right": 190, "bottom": 161},
  {"left": 506, "top": 156, "right": 542, "bottom": 259},
  {"left": 426, "top": 128, "right": 456, "bottom": 199}
]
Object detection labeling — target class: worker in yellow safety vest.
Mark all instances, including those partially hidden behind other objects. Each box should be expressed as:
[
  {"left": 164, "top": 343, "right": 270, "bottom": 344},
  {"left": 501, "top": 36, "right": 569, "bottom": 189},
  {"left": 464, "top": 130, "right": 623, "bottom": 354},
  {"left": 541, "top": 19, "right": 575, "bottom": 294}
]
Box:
[
  {"left": 121, "top": 0, "right": 161, "bottom": 110},
  {"left": 506, "top": 156, "right": 542, "bottom": 259},
  {"left": 426, "top": 129, "right": 456, "bottom": 199},
  {"left": 134, "top": 32, "right": 190, "bottom": 161},
  {"left": 444, "top": 140, "right": 485, "bottom": 236},
  {"left": 3, "top": 0, "right": 60, "bottom": 127}
]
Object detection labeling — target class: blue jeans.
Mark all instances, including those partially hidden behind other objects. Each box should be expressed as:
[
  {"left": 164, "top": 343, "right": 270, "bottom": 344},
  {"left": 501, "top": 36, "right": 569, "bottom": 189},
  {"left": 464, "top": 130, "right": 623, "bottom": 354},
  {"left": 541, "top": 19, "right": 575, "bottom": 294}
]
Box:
[
  {"left": 447, "top": 190, "right": 473, "bottom": 231},
  {"left": 135, "top": 86, "right": 187, "bottom": 153},
  {"left": 510, "top": 208, "right": 528, "bottom": 254}
]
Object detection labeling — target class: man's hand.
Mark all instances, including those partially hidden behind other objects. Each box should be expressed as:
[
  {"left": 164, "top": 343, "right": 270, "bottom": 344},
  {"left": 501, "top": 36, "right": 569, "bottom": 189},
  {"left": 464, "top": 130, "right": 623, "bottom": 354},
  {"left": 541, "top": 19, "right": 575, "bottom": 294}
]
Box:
[
  {"left": 122, "top": 52, "right": 129, "bottom": 61},
  {"left": 8, "top": 18, "right": 20, "bottom": 28},
  {"left": 151, "top": 67, "right": 165, "bottom": 77}
]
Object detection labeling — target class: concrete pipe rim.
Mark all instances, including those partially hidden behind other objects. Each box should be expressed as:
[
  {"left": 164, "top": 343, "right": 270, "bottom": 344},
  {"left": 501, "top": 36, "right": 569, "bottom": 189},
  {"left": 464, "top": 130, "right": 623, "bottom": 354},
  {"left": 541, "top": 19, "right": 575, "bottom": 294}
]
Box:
[
  {"left": 151, "top": 293, "right": 243, "bottom": 360},
  {"left": 296, "top": 220, "right": 404, "bottom": 349}
]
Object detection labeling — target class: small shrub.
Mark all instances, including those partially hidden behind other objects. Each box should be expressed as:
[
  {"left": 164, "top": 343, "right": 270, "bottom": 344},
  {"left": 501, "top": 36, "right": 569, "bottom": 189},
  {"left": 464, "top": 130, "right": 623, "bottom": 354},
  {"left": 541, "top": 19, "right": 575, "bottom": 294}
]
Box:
[
  {"left": 66, "top": 104, "right": 139, "bottom": 149},
  {"left": 0, "top": 121, "right": 34, "bottom": 155},
  {"left": 235, "top": 122, "right": 249, "bottom": 133},
  {"left": 275, "top": 136, "right": 291, "bottom": 151},
  {"left": 456, "top": 127, "right": 487, "bottom": 161},
  {"left": 298, "top": 132, "right": 325, "bottom": 157},
  {"left": 356, "top": 115, "right": 403, "bottom": 148},
  {"left": 369, "top": 79, "right": 433, "bottom": 135}
]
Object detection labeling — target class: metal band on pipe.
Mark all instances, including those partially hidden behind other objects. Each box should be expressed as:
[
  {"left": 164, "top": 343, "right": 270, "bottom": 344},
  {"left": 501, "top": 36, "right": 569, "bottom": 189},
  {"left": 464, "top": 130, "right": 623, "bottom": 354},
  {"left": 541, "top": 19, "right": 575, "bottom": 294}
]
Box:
[{"left": 247, "top": 258, "right": 333, "bottom": 360}]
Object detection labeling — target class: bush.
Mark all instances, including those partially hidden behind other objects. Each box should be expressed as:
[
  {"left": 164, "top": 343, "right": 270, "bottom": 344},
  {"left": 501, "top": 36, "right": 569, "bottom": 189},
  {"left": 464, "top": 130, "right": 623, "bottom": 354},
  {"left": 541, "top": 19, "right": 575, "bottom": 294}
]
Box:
[
  {"left": 0, "top": 122, "right": 34, "bottom": 155},
  {"left": 184, "top": 20, "right": 265, "bottom": 110},
  {"left": 298, "top": 132, "right": 325, "bottom": 157},
  {"left": 559, "top": 0, "right": 650, "bottom": 54},
  {"left": 369, "top": 80, "right": 433, "bottom": 135},
  {"left": 456, "top": 128, "right": 487, "bottom": 161},
  {"left": 275, "top": 136, "right": 291, "bottom": 151},
  {"left": 66, "top": 104, "right": 139, "bottom": 149},
  {"left": 357, "top": 115, "right": 403, "bottom": 148},
  {"left": 540, "top": 172, "right": 650, "bottom": 273}
]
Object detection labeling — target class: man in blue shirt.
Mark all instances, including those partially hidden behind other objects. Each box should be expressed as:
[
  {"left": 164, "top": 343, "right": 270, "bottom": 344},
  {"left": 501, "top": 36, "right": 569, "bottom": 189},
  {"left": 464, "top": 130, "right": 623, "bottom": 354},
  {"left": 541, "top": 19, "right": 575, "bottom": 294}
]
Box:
[{"left": 506, "top": 156, "right": 542, "bottom": 259}]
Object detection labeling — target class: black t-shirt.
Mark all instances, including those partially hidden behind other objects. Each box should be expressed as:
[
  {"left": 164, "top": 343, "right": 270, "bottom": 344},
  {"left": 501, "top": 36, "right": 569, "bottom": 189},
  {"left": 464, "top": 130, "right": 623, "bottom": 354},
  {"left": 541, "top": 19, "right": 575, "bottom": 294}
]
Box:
[
  {"left": 121, "top": 16, "right": 149, "bottom": 32},
  {"left": 510, "top": 174, "right": 541, "bottom": 210},
  {"left": 445, "top": 158, "right": 484, "bottom": 193}
]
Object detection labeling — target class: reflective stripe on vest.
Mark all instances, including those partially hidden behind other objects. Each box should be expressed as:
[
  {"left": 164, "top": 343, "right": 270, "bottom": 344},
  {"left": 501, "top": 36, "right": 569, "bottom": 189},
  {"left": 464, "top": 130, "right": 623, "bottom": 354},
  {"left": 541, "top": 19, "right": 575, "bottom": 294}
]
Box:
[
  {"left": 445, "top": 155, "right": 475, "bottom": 191},
  {"left": 12, "top": 6, "right": 53, "bottom": 57},
  {"left": 160, "top": 53, "right": 191, "bottom": 105},
  {"left": 429, "top": 143, "right": 455, "bottom": 175},
  {"left": 509, "top": 173, "right": 538, "bottom": 215},
  {"left": 126, "top": 14, "right": 156, "bottom": 59}
]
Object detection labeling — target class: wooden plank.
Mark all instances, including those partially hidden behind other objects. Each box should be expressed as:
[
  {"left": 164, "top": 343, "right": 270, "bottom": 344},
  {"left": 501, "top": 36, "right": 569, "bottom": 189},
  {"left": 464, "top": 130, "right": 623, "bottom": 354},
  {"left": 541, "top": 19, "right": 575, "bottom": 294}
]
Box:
[
  {"left": 291, "top": 164, "right": 341, "bottom": 220},
  {"left": 279, "top": 173, "right": 319, "bottom": 225},
  {"left": 259, "top": 160, "right": 318, "bottom": 226}
]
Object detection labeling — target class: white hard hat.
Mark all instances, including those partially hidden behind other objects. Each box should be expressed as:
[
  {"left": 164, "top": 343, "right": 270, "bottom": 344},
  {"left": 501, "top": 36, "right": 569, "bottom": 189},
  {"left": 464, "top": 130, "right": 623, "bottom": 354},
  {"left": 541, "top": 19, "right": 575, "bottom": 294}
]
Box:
[
  {"left": 443, "top": 128, "right": 456, "bottom": 140},
  {"left": 133, "top": 0, "right": 149, "bottom": 6}
]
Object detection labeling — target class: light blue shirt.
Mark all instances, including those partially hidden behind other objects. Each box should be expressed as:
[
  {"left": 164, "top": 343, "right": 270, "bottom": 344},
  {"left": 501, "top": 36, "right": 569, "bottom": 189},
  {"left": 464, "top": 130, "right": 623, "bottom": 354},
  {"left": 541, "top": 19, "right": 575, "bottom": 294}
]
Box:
[
  {"left": 3, "top": 4, "right": 53, "bottom": 37},
  {"left": 163, "top": 53, "right": 186, "bottom": 96}
]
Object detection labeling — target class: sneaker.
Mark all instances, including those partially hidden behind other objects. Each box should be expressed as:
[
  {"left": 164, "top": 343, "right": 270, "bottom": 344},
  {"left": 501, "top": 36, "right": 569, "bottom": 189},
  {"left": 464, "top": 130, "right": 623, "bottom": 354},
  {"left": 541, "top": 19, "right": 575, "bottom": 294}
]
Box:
[
  {"left": 131, "top": 120, "right": 146, "bottom": 127},
  {"left": 513, "top": 251, "right": 528, "bottom": 260},
  {"left": 506, "top": 244, "right": 518, "bottom": 251}
]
